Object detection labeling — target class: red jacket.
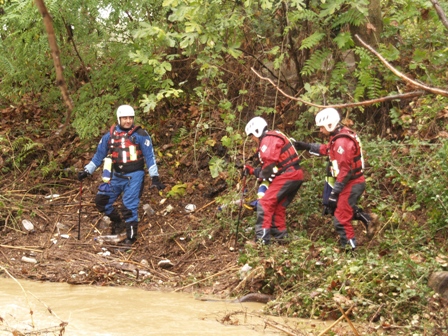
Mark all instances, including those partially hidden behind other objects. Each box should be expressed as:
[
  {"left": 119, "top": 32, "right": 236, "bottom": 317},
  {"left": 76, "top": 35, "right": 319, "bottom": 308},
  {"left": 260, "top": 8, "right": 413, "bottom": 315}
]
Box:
[
  {"left": 257, "top": 130, "right": 300, "bottom": 180},
  {"left": 317, "top": 127, "right": 364, "bottom": 191}
]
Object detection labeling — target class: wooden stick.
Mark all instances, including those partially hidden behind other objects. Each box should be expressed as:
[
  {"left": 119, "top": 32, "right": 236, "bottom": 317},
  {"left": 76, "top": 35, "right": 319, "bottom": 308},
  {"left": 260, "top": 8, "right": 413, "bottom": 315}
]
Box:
[
  {"left": 337, "top": 304, "right": 359, "bottom": 336},
  {"left": 317, "top": 305, "right": 355, "bottom": 336},
  {"left": 174, "top": 238, "right": 186, "bottom": 253},
  {"left": 194, "top": 200, "right": 216, "bottom": 213},
  {"left": 174, "top": 265, "right": 239, "bottom": 292},
  {"left": 0, "top": 244, "right": 43, "bottom": 253}
]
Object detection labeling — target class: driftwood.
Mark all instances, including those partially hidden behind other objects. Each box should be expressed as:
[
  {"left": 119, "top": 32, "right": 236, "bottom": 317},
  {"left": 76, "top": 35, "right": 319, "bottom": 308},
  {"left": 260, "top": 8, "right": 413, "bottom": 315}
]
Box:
[{"left": 428, "top": 271, "right": 448, "bottom": 299}]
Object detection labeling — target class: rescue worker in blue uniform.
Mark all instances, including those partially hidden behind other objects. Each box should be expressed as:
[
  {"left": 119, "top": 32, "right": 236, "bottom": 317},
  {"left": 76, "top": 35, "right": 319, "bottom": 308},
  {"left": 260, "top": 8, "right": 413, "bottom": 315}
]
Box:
[{"left": 77, "top": 105, "right": 165, "bottom": 246}]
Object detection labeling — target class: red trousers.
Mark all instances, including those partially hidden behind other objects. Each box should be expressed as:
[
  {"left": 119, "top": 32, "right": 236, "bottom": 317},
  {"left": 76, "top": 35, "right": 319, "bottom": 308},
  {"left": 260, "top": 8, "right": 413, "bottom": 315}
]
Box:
[
  {"left": 333, "top": 179, "right": 365, "bottom": 246},
  {"left": 255, "top": 168, "right": 303, "bottom": 243}
]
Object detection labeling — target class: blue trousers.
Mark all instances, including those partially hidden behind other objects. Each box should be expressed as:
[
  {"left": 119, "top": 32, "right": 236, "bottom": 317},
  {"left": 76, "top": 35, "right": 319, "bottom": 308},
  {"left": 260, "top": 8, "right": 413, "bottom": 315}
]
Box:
[{"left": 95, "top": 170, "right": 145, "bottom": 223}]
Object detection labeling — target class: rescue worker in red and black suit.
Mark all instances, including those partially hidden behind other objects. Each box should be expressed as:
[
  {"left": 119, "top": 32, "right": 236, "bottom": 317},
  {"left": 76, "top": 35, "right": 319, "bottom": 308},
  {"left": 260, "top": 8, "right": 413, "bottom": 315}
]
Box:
[
  {"left": 77, "top": 105, "right": 165, "bottom": 246},
  {"left": 294, "top": 108, "right": 379, "bottom": 251},
  {"left": 244, "top": 117, "right": 303, "bottom": 245}
]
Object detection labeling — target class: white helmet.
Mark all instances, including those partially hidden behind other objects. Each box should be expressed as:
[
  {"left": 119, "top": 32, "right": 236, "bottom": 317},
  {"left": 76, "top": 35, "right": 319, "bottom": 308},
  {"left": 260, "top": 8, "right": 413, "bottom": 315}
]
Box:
[
  {"left": 315, "top": 107, "right": 340, "bottom": 132},
  {"left": 116, "top": 105, "right": 135, "bottom": 125},
  {"left": 245, "top": 117, "right": 268, "bottom": 138}
]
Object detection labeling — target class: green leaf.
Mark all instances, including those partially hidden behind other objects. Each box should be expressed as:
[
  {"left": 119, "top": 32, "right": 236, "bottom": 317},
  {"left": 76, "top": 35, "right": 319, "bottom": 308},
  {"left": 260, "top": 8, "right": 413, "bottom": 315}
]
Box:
[{"left": 209, "top": 156, "right": 226, "bottom": 178}]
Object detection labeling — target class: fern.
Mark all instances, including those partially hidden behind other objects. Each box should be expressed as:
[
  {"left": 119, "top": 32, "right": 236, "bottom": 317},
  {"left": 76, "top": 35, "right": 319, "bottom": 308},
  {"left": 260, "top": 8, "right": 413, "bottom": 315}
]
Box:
[
  {"left": 300, "top": 49, "right": 331, "bottom": 77},
  {"left": 353, "top": 48, "right": 384, "bottom": 100},
  {"left": 287, "top": 9, "right": 318, "bottom": 25},
  {"left": 0, "top": 52, "right": 16, "bottom": 75},
  {"left": 7, "top": 136, "right": 44, "bottom": 167},
  {"left": 333, "top": 8, "right": 366, "bottom": 28},
  {"left": 300, "top": 32, "right": 326, "bottom": 50}
]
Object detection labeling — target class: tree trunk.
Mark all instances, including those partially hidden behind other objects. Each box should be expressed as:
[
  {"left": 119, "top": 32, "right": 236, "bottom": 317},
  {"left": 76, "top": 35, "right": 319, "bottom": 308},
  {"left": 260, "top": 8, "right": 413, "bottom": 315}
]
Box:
[
  {"left": 350, "top": 0, "right": 383, "bottom": 48},
  {"left": 34, "top": 0, "right": 73, "bottom": 135}
]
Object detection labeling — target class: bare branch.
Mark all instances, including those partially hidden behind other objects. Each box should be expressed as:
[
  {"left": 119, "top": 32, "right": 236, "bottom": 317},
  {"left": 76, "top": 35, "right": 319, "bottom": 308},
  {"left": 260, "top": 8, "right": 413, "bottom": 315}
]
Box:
[
  {"left": 250, "top": 67, "right": 425, "bottom": 109},
  {"left": 355, "top": 34, "right": 448, "bottom": 97},
  {"left": 430, "top": 0, "right": 448, "bottom": 30}
]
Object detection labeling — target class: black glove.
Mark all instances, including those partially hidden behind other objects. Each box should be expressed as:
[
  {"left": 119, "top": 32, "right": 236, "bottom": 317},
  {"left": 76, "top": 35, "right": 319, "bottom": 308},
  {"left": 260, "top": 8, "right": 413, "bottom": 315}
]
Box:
[
  {"left": 150, "top": 176, "right": 166, "bottom": 190},
  {"left": 327, "top": 191, "right": 339, "bottom": 212},
  {"left": 77, "top": 170, "right": 89, "bottom": 181},
  {"left": 294, "top": 141, "right": 311, "bottom": 151}
]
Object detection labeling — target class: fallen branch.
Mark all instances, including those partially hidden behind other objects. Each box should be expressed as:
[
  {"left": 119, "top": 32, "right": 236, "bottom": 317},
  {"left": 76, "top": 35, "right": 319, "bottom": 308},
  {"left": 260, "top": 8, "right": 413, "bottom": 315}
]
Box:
[
  {"left": 251, "top": 67, "right": 425, "bottom": 109},
  {"left": 355, "top": 34, "right": 448, "bottom": 97},
  {"left": 317, "top": 305, "right": 355, "bottom": 336}
]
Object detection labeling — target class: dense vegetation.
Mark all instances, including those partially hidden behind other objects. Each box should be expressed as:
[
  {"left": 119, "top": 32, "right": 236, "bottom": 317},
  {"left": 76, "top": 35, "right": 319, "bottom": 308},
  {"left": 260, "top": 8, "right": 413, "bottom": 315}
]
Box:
[{"left": 1, "top": 0, "right": 448, "bottom": 333}]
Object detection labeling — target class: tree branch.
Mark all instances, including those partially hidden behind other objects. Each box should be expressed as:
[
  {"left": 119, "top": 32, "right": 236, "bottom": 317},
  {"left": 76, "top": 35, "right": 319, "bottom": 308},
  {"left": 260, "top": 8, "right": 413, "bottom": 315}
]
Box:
[
  {"left": 430, "top": 0, "right": 448, "bottom": 30},
  {"left": 250, "top": 67, "right": 425, "bottom": 109},
  {"left": 34, "top": 0, "right": 74, "bottom": 134},
  {"left": 355, "top": 34, "right": 448, "bottom": 97}
]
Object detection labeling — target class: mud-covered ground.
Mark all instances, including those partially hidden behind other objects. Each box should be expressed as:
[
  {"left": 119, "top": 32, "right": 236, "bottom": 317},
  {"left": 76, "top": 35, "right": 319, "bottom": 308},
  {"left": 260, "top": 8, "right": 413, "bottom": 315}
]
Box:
[{"left": 0, "top": 102, "right": 266, "bottom": 299}]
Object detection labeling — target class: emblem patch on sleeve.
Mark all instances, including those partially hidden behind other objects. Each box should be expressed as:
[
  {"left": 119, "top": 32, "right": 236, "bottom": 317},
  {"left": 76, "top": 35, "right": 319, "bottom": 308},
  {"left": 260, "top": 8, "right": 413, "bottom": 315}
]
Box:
[{"left": 337, "top": 146, "right": 344, "bottom": 154}]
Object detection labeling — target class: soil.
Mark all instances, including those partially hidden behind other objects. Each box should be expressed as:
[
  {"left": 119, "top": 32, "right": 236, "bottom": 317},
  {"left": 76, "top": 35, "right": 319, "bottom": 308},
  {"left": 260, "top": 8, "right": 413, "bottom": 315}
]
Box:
[
  {"left": 0, "top": 102, "right": 387, "bottom": 335},
  {"left": 0, "top": 103, "right": 267, "bottom": 301},
  {"left": 0, "top": 102, "right": 377, "bottom": 300}
]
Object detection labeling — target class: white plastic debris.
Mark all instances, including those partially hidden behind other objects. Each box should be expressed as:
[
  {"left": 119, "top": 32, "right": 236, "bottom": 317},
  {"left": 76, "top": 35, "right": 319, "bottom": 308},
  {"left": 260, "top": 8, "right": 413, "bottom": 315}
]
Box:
[
  {"left": 184, "top": 204, "right": 196, "bottom": 213},
  {"left": 56, "top": 222, "right": 69, "bottom": 230},
  {"left": 162, "top": 204, "right": 174, "bottom": 216},
  {"left": 60, "top": 234, "right": 70, "bottom": 239},
  {"left": 239, "top": 263, "right": 252, "bottom": 279},
  {"left": 21, "top": 220, "right": 34, "bottom": 232},
  {"left": 158, "top": 259, "right": 174, "bottom": 269},
  {"left": 21, "top": 256, "right": 37, "bottom": 264},
  {"left": 143, "top": 204, "right": 155, "bottom": 215},
  {"left": 45, "top": 194, "right": 60, "bottom": 199},
  {"left": 94, "top": 233, "right": 126, "bottom": 244}
]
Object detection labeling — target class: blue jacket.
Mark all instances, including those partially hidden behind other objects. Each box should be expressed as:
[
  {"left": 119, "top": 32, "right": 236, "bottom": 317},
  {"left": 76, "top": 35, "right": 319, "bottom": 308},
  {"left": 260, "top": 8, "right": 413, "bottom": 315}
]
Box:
[{"left": 84, "top": 124, "right": 159, "bottom": 177}]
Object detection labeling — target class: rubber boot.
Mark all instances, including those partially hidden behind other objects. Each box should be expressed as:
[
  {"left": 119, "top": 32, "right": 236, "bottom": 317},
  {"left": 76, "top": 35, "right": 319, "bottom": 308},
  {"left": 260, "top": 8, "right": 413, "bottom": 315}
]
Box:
[
  {"left": 123, "top": 221, "right": 138, "bottom": 246},
  {"left": 108, "top": 209, "right": 125, "bottom": 235}
]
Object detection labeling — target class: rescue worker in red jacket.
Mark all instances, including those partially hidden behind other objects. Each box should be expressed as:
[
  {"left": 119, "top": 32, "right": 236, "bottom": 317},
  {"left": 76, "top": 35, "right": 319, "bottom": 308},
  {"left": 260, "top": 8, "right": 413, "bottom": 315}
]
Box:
[
  {"left": 294, "top": 108, "right": 378, "bottom": 251},
  {"left": 244, "top": 117, "right": 303, "bottom": 244}
]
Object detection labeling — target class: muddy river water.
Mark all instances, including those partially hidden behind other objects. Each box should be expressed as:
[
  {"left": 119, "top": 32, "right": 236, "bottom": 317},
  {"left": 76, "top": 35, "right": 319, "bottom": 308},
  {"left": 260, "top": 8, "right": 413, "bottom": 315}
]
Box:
[{"left": 0, "top": 278, "right": 330, "bottom": 335}]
